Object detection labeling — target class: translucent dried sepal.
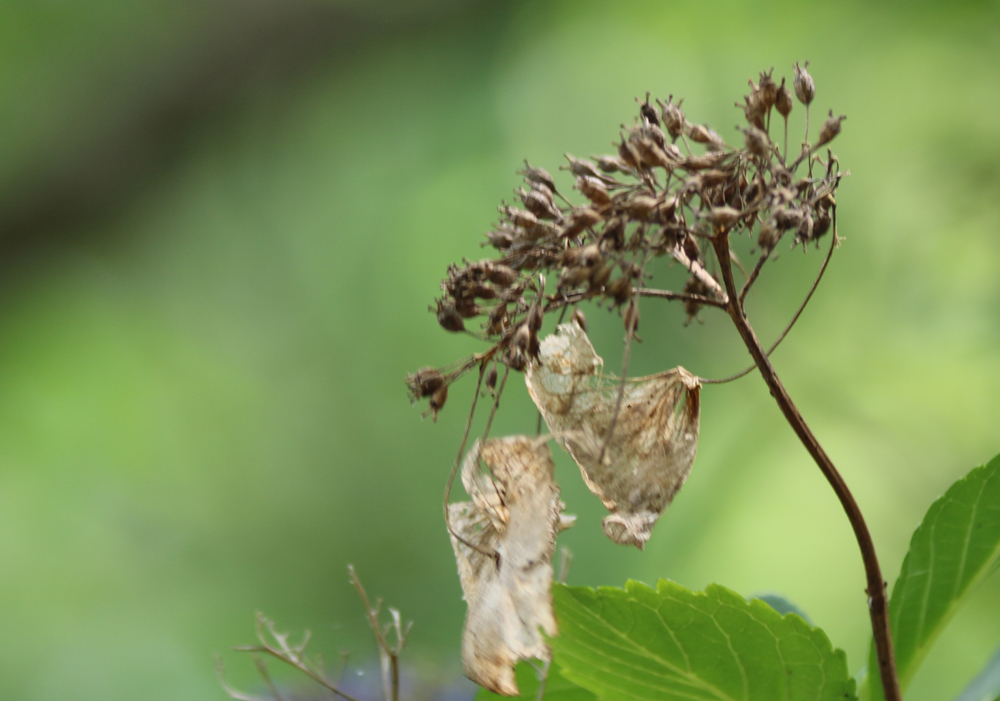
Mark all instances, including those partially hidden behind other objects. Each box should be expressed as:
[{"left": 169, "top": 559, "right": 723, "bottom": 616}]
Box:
[
  {"left": 448, "top": 436, "right": 568, "bottom": 696},
  {"left": 525, "top": 322, "right": 701, "bottom": 548}
]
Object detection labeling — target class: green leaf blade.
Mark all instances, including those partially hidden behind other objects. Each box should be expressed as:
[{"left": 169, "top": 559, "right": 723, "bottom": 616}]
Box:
[
  {"left": 551, "top": 580, "right": 857, "bottom": 701},
  {"left": 869, "top": 454, "right": 1000, "bottom": 699},
  {"left": 475, "top": 661, "right": 598, "bottom": 701}
]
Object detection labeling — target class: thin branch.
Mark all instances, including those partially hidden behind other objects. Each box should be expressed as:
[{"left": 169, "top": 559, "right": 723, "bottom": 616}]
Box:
[
  {"left": 669, "top": 246, "right": 728, "bottom": 304},
  {"left": 443, "top": 364, "right": 493, "bottom": 558},
  {"left": 711, "top": 228, "right": 901, "bottom": 701},
  {"left": 704, "top": 220, "right": 839, "bottom": 385},
  {"left": 636, "top": 287, "right": 726, "bottom": 309}
]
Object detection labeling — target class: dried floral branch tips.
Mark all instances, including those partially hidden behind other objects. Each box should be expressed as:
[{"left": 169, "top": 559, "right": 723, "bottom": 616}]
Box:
[
  {"left": 794, "top": 61, "right": 816, "bottom": 105},
  {"left": 448, "top": 436, "right": 570, "bottom": 695},
  {"left": 525, "top": 323, "right": 700, "bottom": 548}
]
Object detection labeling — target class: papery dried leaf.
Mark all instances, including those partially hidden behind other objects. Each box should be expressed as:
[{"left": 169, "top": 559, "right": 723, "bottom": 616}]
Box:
[
  {"left": 448, "top": 436, "right": 568, "bottom": 696},
  {"left": 525, "top": 322, "right": 700, "bottom": 548}
]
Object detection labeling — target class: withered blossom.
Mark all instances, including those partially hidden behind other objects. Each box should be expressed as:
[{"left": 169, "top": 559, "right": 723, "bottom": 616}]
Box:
[
  {"left": 448, "top": 436, "right": 572, "bottom": 695},
  {"left": 526, "top": 323, "right": 700, "bottom": 548}
]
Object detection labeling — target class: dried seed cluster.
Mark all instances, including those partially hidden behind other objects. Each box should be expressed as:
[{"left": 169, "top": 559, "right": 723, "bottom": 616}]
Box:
[{"left": 408, "top": 63, "right": 845, "bottom": 421}]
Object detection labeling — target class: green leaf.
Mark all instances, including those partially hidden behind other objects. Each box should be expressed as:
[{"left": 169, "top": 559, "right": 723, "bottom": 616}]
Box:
[
  {"left": 550, "top": 580, "right": 857, "bottom": 701},
  {"left": 867, "top": 454, "right": 1000, "bottom": 699},
  {"left": 476, "top": 660, "right": 598, "bottom": 701}
]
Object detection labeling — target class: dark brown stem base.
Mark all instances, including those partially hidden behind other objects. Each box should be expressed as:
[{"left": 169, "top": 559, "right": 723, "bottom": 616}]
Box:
[{"left": 711, "top": 235, "right": 901, "bottom": 701}]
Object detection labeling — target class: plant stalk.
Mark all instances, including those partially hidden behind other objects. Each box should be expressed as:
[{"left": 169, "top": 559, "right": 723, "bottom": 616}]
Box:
[{"left": 711, "top": 234, "right": 901, "bottom": 701}]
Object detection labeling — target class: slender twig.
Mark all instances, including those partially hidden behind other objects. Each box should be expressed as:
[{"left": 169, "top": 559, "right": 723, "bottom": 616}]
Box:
[
  {"left": 349, "top": 566, "right": 403, "bottom": 701},
  {"left": 710, "top": 230, "right": 901, "bottom": 701},
  {"left": 705, "top": 221, "right": 839, "bottom": 385},
  {"left": 636, "top": 288, "right": 726, "bottom": 309},
  {"left": 443, "top": 364, "right": 493, "bottom": 558}
]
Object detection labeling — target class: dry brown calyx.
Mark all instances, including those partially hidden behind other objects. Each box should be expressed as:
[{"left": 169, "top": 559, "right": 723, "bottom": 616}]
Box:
[
  {"left": 447, "top": 435, "right": 573, "bottom": 696},
  {"left": 526, "top": 322, "right": 700, "bottom": 548}
]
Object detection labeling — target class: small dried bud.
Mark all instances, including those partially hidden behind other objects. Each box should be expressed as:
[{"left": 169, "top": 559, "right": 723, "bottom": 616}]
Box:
[
  {"left": 623, "top": 195, "right": 659, "bottom": 221},
  {"left": 570, "top": 308, "right": 588, "bottom": 332},
  {"left": 757, "top": 221, "right": 780, "bottom": 254},
  {"left": 739, "top": 94, "right": 767, "bottom": 130},
  {"left": 560, "top": 207, "right": 603, "bottom": 239},
  {"left": 484, "top": 365, "right": 498, "bottom": 392},
  {"left": 775, "top": 77, "right": 793, "bottom": 118},
  {"left": 607, "top": 275, "right": 633, "bottom": 305},
  {"left": 815, "top": 110, "right": 846, "bottom": 148},
  {"left": 483, "top": 262, "right": 518, "bottom": 287},
  {"left": 483, "top": 228, "right": 514, "bottom": 249},
  {"left": 590, "top": 262, "right": 613, "bottom": 290},
  {"left": 637, "top": 92, "right": 660, "bottom": 126},
  {"left": 793, "top": 61, "right": 815, "bottom": 106},
  {"left": 616, "top": 136, "right": 643, "bottom": 171},
  {"left": 704, "top": 206, "right": 742, "bottom": 230},
  {"left": 559, "top": 265, "right": 592, "bottom": 289},
  {"left": 519, "top": 186, "right": 561, "bottom": 220},
  {"left": 758, "top": 69, "right": 778, "bottom": 111},
  {"left": 742, "top": 126, "right": 770, "bottom": 159},
  {"left": 562, "top": 154, "right": 606, "bottom": 181},
  {"left": 813, "top": 205, "right": 832, "bottom": 239},
  {"left": 687, "top": 124, "right": 715, "bottom": 144},
  {"left": 435, "top": 299, "right": 465, "bottom": 332},
  {"left": 592, "top": 155, "right": 627, "bottom": 173},
  {"left": 499, "top": 204, "right": 538, "bottom": 230},
  {"left": 656, "top": 95, "right": 686, "bottom": 139},
  {"left": 600, "top": 217, "right": 626, "bottom": 250},
  {"left": 429, "top": 384, "right": 448, "bottom": 421},
  {"left": 518, "top": 160, "right": 556, "bottom": 193},
  {"left": 407, "top": 367, "right": 445, "bottom": 401},
  {"left": 575, "top": 176, "right": 611, "bottom": 207},
  {"left": 682, "top": 233, "right": 701, "bottom": 262}
]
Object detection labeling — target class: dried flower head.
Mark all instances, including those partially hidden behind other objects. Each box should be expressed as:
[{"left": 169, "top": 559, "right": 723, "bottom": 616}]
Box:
[{"left": 794, "top": 61, "right": 816, "bottom": 106}]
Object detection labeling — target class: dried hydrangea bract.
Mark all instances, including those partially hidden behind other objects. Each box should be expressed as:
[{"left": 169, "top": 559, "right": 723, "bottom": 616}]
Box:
[
  {"left": 526, "top": 323, "right": 700, "bottom": 548},
  {"left": 448, "top": 435, "right": 570, "bottom": 696}
]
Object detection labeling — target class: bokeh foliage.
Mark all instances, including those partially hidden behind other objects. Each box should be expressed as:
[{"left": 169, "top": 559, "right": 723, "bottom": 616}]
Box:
[{"left": 0, "top": 0, "right": 998, "bottom": 700}]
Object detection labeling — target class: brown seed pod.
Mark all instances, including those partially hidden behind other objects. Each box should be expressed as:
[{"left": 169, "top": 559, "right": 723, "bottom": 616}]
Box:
[
  {"left": 435, "top": 299, "right": 466, "bottom": 332},
  {"left": 656, "top": 95, "right": 686, "bottom": 140},
  {"left": 559, "top": 207, "right": 603, "bottom": 239},
  {"left": 600, "top": 217, "right": 626, "bottom": 250},
  {"left": 570, "top": 308, "right": 588, "bottom": 332},
  {"left": 815, "top": 110, "right": 846, "bottom": 148},
  {"left": 793, "top": 61, "right": 815, "bottom": 106},
  {"left": 482, "top": 262, "right": 518, "bottom": 288},
  {"left": 517, "top": 160, "right": 556, "bottom": 193},
  {"left": 484, "top": 365, "right": 498, "bottom": 393},
  {"left": 742, "top": 126, "right": 770, "bottom": 159},
  {"left": 739, "top": 93, "right": 767, "bottom": 131},
  {"left": 562, "top": 154, "right": 608, "bottom": 182},
  {"left": 757, "top": 68, "right": 778, "bottom": 111},
  {"left": 637, "top": 92, "right": 660, "bottom": 126},
  {"left": 526, "top": 302, "right": 544, "bottom": 332},
  {"left": 623, "top": 195, "right": 660, "bottom": 221},
  {"left": 704, "top": 205, "right": 743, "bottom": 231},
  {"left": 499, "top": 204, "right": 538, "bottom": 230},
  {"left": 519, "top": 186, "right": 561, "bottom": 220},
  {"left": 592, "top": 154, "right": 627, "bottom": 173},
  {"left": 607, "top": 274, "right": 633, "bottom": 305},
  {"left": 406, "top": 367, "right": 445, "bottom": 401},
  {"left": 575, "top": 176, "right": 611, "bottom": 207},
  {"left": 429, "top": 384, "right": 448, "bottom": 421},
  {"left": 775, "top": 77, "right": 793, "bottom": 118}
]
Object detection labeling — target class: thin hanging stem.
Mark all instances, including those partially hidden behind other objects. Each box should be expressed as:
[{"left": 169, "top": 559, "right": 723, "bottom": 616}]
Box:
[{"left": 710, "top": 231, "right": 901, "bottom": 701}]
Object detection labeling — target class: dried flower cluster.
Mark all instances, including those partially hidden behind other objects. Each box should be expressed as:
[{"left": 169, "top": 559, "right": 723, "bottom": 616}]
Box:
[{"left": 409, "top": 63, "right": 847, "bottom": 695}]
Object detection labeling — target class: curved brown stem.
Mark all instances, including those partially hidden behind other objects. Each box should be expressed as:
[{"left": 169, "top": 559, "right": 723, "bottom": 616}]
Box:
[{"left": 711, "top": 232, "right": 901, "bottom": 701}]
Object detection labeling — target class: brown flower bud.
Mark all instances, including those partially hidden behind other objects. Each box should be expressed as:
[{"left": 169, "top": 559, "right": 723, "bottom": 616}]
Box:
[
  {"left": 559, "top": 265, "right": 592, "bottom": 289},
  {"left": 704, "top": 206, "right": 742, "bottom": 230},
  {"left": 623, "top": 195, "right": 659, "bottom": 221},
  {"left": 570, "top": 308, "right": 588, "bottom": 332},
  {"left": 406, "top": 367, "right": 445, "bottom": 401},
  {"left": 687, "top": 124, "right": 715, "bottom": 144},
  {"left": 739, "top": 94, "right": 766, "bottom": 130},
  {"left": 623, "top": 299, "right": 640, "bottom": 335},
  {"left": 526, "top": 302, "right": 544, "bottom": 332},
  {"left": 518, "top": 160, "right": 556, "bottom": 193},
  {"left": 483, "top": 228, "right": 514, "bottom": 249},
  {"left": 793, "top": 61, "right": 815, "bottom": 106},
  {"left": 775, "top": 77, "right": 793, "bottom": 118},
  {"left": 575, "top": 176, "right": 611, "bottom": 207},
  {"left": 815, "top": 110, "right": 846, "bottom": 148},
  {"left": 560, "top": 207, "right": 602, "bottom": 239},
  {"left": 499, "top": 204, "right": 538, "bottom": 230},
  {"left": 484, "top": 365, "right": 498, "bottom": 392},
  {"left": 742, "top": 126, "right": 770, "bottom": 159},
  {"left": 519, "top": 186, "right": 561, "bottom": 220},
  {"left": 429, "top": 385, "right": 448, "bottom": 421},
  {"left": 562, "top": 154, "right": 606, "bottom": 181},
  {"left": 592, "top": 155, "right": 627, "bottom": 173},
  {"left": 637, "top": 92, "right": 660, "bottom": 126},
  {"left": 600, "top": 217, "right": 626, "bottom": 250},
  {"left": 656, "top": 95, "right": 686, "bottom": 139},
  {"left": 590, "top": 262, "right": 613, "bottom": 290},
  {"left": 607, "top": 275, "right": 633, "bottom": 305},
  {"left": 758, "top": 69, "right": 778, "bottom": 111},
  {"left": 757, "top": 221, "right": 780, "bottom": 254},
  {"left": 435, "top": 299, "right": 465, "bottom": 332},
  {"left": 483, "top": 262, "right": 518, "bottom": 287}
]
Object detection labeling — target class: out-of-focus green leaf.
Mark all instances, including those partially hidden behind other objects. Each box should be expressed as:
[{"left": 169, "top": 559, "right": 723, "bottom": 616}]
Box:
[
  {"left": 867, "top": 454, "right": 1000, "bottom": 700},
  {"left": 475, "top": 660, "right": 597, "bottom": 701},
  {"left": 550, "top": 580, "right": 857, "bottom": 701},
  {"left": 750, "top": 593, "right": 813, "bottom": 624}
]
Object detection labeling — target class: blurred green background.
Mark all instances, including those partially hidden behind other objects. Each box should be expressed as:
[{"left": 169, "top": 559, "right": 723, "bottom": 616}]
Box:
[{"left": 1, "top": 0, "right": 998, "bottom": 699}]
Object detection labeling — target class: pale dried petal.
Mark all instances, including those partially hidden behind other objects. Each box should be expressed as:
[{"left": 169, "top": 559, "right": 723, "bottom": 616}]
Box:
[
  {"left": 526, "top": 322, "right": 700, "bottom": 548},
  {"left": 448, "top": 436, "right": 567, "bottom": 695}
]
